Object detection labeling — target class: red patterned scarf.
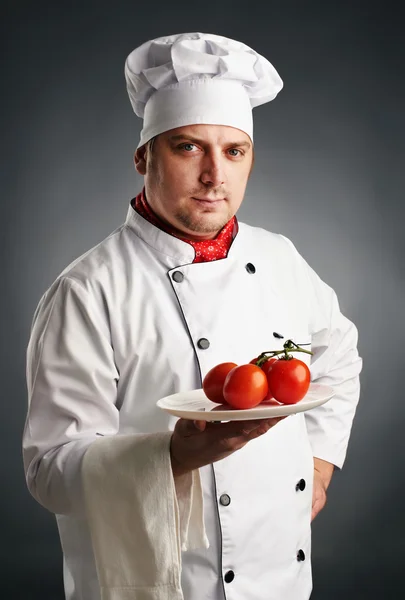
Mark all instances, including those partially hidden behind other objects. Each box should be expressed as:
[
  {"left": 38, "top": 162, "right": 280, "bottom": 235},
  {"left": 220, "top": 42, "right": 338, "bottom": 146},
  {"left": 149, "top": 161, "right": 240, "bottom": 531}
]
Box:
[{"left": 132, "top": 188, "right": 237, "bottom": 263}]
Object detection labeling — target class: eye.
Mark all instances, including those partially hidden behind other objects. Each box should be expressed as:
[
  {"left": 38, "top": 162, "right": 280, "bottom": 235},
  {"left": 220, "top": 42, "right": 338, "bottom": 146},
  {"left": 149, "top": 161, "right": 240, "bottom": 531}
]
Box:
[
  {"left": 179, "top": 143, "right": 197, "bottom": 152},
  {"left": 228, "top": 148, "right": 242, "bottom": 157}
]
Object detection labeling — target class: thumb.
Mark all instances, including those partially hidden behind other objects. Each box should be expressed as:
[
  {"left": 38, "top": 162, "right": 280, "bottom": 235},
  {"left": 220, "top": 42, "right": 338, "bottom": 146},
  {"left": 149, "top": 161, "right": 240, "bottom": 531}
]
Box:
[{"left": 175, "top": 417, "right": 206, "bottom": 435}]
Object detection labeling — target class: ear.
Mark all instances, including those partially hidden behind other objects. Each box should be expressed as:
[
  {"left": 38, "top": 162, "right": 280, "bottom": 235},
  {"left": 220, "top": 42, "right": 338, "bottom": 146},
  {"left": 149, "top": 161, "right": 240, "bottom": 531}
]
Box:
[{"left": 134, "top": 145, "right": 148, "bottom": 175}]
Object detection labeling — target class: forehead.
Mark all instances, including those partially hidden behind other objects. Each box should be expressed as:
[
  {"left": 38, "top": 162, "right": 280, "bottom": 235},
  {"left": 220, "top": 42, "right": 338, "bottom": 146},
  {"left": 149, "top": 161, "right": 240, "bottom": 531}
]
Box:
[{"left": 161, "top": 124, "right": 252, "bottom": 146}]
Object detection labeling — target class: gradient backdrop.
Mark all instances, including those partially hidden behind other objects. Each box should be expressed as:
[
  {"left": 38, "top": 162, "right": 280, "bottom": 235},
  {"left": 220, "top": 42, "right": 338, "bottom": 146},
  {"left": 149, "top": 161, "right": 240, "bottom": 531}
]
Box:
[{"left": 2, "top": 1, "right": 404, "bottom": 598}]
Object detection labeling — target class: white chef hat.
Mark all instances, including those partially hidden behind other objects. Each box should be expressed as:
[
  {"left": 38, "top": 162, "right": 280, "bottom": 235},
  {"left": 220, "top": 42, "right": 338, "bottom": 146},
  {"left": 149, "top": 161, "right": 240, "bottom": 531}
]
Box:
[{"left": 124, "top": 32, "right": 283, "bottom": 148}]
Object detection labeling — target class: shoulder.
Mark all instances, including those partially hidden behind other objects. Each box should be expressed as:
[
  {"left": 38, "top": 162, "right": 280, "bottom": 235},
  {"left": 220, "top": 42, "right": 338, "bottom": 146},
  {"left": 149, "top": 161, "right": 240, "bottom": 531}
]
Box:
[
  {"left": 33, "top": 223, "right": 134, "bottom": 323},
  {"left": 236, "top": 220, "right": 323, "bottom": 296},
  {"left": 237, "top": 221, "right": 301, "bottom": 260},
  {"left": 58, "top": 224, "right": 128, "bottom": 286}
]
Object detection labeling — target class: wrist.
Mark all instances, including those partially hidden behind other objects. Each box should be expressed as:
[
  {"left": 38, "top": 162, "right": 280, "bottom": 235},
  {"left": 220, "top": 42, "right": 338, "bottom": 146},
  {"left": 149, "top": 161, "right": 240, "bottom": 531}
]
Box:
[
  {"left": 170, "top": 455, "right": 190, "bottom": 477},
  {"left": 170, "top": 440, "right": 191, "bottom": 478},
  {"left": 313, "top": 457, "right": 334, "bottom": 488}
]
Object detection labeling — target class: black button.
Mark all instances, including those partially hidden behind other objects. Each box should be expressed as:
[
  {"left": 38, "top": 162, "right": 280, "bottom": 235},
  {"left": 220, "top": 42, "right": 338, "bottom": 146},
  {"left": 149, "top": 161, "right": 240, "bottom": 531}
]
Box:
[
  {"left": 172, "top": 271, "right": 184, "bottom": 283},
  {"left": 197, "top": 338, "right": 210, "bottom": 350},
  {"left": 224, "top": 570, "right": 235, "bottom": 583},
  {"left": 296, "top": 478, "right": 306, "bottom": 492},
  {"left": 219, "top": 494, "right": 231, "bottom": 506},
  {"left": 245, "top": 263, "right": 256, "bottom": 274},
  {"left": 273, "top": 331, "right": 284, "bottom": 339},
  {"left": 297, "top": 549, "right": 306, "bottom": 562}
]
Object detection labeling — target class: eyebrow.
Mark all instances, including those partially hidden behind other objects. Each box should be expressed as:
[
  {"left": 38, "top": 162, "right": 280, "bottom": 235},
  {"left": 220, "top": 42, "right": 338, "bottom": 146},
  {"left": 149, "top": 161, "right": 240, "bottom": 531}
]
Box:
[{"left": 168, "top": 134, "right": 251, "bottom": 149}]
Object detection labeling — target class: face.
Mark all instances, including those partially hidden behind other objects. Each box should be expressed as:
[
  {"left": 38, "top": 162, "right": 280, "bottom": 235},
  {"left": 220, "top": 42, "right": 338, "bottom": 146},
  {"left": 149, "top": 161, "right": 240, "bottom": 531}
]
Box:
[{"left": 134, "top": 124, "right": 254, "bottom": 241}]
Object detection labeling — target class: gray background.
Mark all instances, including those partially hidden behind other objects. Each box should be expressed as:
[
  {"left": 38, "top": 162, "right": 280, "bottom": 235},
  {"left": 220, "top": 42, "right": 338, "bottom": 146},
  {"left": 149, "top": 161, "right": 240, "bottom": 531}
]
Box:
[{"left": 2, "top": 0, "right": 404, "bottom": 598}]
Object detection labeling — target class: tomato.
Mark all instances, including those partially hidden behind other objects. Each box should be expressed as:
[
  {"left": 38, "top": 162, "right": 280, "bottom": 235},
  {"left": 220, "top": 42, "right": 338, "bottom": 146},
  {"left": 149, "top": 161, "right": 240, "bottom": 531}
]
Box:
[
  {"left": 266, "top": 358, "right": 310, "bottom": 404},
  {"left": 223, "top": 364, "right": 268, "bottom": 409},
  {"left": 249, "top": 356, "right": 277, "bottom": 401},
  {"left": 261, "top": 357, "right": 278, "bottom": 374},
  {"left": 261, "top": 357, "right": 278, "bottom": 401},
  {"left": 203, "top": 362, "right": 238, "bottom": 403}
]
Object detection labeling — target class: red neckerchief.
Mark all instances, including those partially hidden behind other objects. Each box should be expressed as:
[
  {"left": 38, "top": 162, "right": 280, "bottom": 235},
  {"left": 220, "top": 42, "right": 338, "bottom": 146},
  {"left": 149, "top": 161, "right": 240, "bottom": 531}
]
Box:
[{"left": 132, "top": 188, "right": 237, "bottom": 263}]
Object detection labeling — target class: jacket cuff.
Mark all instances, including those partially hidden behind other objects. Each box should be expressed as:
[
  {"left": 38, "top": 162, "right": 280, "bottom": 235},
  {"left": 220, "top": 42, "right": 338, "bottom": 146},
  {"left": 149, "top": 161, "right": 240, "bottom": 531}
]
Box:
[{"left": 81, "top": 431, "right": 208, "bottom": 597}]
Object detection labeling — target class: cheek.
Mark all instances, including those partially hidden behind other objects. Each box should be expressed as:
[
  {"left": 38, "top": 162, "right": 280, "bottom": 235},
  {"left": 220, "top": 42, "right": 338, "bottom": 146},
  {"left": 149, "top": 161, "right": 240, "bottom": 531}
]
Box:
[
  {"left": 173, "top": 169, "right": 201, "bottom": 198},
  {"left": 162, "top": 159, "right": 194, "bottom": 187},
  {"left": 230, "top": 167, "right": 250, "bottom": 193}
]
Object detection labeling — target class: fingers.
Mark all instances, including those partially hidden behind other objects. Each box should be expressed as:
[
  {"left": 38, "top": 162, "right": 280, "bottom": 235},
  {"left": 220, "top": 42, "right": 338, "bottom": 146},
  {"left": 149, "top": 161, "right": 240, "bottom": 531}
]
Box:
[
  {"left": 172, "top": 415, "right": 288, "bottom": 474},
  {"left": 311, "top": 497, "right": 325, "bottom": 521},
  {"left": 240, "top": 416, "right": 286, "bottom": 434},
  {"left": 175, "top": 418, "right": 208, "bottom": 438},
  {"left": 193, "top": 420, "right": 207, "bottom": 432},
  {"left": 241, "top": 417, "right": 285, "bottom": 439},
  {"left": 177, "top": 415, "right": 286, "bottom": 446},
  {"left": 216, "top": 416, "right": 286, "bottom": 441}
]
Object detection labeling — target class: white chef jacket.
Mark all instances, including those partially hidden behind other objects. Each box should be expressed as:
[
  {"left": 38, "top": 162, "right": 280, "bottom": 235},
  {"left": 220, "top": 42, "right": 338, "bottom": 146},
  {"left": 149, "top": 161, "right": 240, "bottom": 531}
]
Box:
[{"left": 23, "top": 202, "right": 362, "bottom": 600}]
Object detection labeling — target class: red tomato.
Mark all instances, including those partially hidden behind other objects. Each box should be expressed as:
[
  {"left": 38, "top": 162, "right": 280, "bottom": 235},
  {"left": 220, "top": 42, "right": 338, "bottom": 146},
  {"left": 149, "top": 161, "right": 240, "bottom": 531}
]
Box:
[
  {"left": 266, "top": 358, "right": 310, "bottom": 404},
  {"left": 261, "top": 357, "right": 278, "bottom": 401},
  {"left": 203, "top": 362, "right": 238, "bottom": 403},
  {"left": 223, "top": 364, "right": 268, "bottom": 409},
  {"left": 249, "top": 356, "right": 277, "bottom": 400}
]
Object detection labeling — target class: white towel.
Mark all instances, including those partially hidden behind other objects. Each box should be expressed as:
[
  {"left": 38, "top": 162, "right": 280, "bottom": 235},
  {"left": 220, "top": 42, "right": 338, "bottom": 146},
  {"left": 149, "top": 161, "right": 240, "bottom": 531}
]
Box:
[{"left": 81, "top": 432, "right": 209, "bottom": 600}]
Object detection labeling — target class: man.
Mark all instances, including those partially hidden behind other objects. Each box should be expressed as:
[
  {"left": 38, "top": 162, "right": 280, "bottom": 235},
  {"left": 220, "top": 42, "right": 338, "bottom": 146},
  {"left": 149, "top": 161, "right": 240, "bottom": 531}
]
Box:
[{"left": 23, "top": 33, "right": 362, "bottom": 600}]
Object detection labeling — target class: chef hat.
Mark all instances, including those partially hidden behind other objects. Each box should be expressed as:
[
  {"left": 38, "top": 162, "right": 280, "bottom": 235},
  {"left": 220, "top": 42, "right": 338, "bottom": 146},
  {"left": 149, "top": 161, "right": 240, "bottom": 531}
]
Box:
[{"left": 124, "top": 32, "right": 283, "bottom": 148}]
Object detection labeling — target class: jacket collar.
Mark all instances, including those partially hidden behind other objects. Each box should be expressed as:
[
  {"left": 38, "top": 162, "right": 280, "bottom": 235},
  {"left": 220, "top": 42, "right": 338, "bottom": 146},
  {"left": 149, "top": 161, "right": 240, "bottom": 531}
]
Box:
[{"left": 124, "top": 202, "right": 242, "bottom": 265}]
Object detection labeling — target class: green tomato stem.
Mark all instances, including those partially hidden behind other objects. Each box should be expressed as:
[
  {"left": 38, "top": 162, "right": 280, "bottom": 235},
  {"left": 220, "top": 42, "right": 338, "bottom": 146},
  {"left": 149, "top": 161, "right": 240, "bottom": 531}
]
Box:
[{"left": 255, "top": 339, "right": 313, "bottom": 368}]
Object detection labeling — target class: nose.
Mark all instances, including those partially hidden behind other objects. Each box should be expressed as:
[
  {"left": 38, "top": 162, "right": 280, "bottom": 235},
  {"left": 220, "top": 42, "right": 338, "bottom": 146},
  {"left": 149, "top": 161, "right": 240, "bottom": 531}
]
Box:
[{"left": 200, "top": 153, "right": 225, "bottom": 187}]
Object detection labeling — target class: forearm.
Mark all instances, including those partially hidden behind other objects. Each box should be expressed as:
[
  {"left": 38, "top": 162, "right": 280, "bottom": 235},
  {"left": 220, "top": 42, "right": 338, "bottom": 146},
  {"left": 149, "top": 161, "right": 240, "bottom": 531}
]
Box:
[
  {"left": 24, "top": 436, "right": 99, "bottom": 516},
  {"left": 305, "top": 295, "right": 362, "bottom": 468},
  {"left": 280, "top": 234, "right": 363, "bottom": 470}
]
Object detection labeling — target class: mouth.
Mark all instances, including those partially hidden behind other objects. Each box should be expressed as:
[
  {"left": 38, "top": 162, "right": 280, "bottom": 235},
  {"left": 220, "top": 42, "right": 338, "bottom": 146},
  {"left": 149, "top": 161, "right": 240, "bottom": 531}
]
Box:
[{"left": 192, "top": 197, "right": 226, "bottom": 207}]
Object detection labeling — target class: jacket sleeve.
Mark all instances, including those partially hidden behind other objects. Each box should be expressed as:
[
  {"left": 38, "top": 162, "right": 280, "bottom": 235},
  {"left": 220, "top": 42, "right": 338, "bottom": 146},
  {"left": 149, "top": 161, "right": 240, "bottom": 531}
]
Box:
[
  {"left": 23, "top": 274, "right": 208, "bottom": 547},
  {"left": 23, "top": 275, "right": 121, "bottom": 515},
  {"left": 281, "top": 236, "right": 363, "bottom": 469}
]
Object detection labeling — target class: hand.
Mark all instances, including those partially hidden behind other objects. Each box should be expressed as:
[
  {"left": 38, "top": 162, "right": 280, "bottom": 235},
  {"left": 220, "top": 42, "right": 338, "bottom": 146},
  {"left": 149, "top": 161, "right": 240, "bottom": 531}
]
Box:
[
  {"left": 311, "top": 457, "right": 334, "bottom": 521},
  {"left": 170, "top": 416, "right": 286, "bottom": 477}
]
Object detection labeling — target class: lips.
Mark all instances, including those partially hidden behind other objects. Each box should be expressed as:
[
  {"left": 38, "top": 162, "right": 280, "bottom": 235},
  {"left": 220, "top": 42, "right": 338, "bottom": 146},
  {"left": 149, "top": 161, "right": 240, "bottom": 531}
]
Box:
[{"left": 193, "top": 197, "right": 225, "bottom": 203}]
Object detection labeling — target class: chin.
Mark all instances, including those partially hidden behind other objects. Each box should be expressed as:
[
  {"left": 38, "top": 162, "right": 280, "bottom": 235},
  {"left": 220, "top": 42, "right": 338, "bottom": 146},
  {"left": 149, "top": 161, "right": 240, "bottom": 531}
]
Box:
[
  {"left": 191, "top": 217, "right": 230, "bottom": 234},
  {"left": 175, "top": 210, "right": 229, "bottom": 233}
]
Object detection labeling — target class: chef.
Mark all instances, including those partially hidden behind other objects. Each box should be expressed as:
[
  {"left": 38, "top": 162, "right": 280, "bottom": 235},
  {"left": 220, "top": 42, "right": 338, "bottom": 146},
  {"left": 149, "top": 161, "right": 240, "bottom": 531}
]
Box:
[{"left": 23, "top": 32, "right": 362, "bottom": 600}]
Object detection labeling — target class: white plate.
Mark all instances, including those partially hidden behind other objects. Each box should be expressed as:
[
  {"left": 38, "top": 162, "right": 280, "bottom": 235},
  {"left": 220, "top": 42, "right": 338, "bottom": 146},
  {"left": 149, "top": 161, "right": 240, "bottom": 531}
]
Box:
[{"left": 157, "top": 383, "right": 335, "bottom": 422}]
